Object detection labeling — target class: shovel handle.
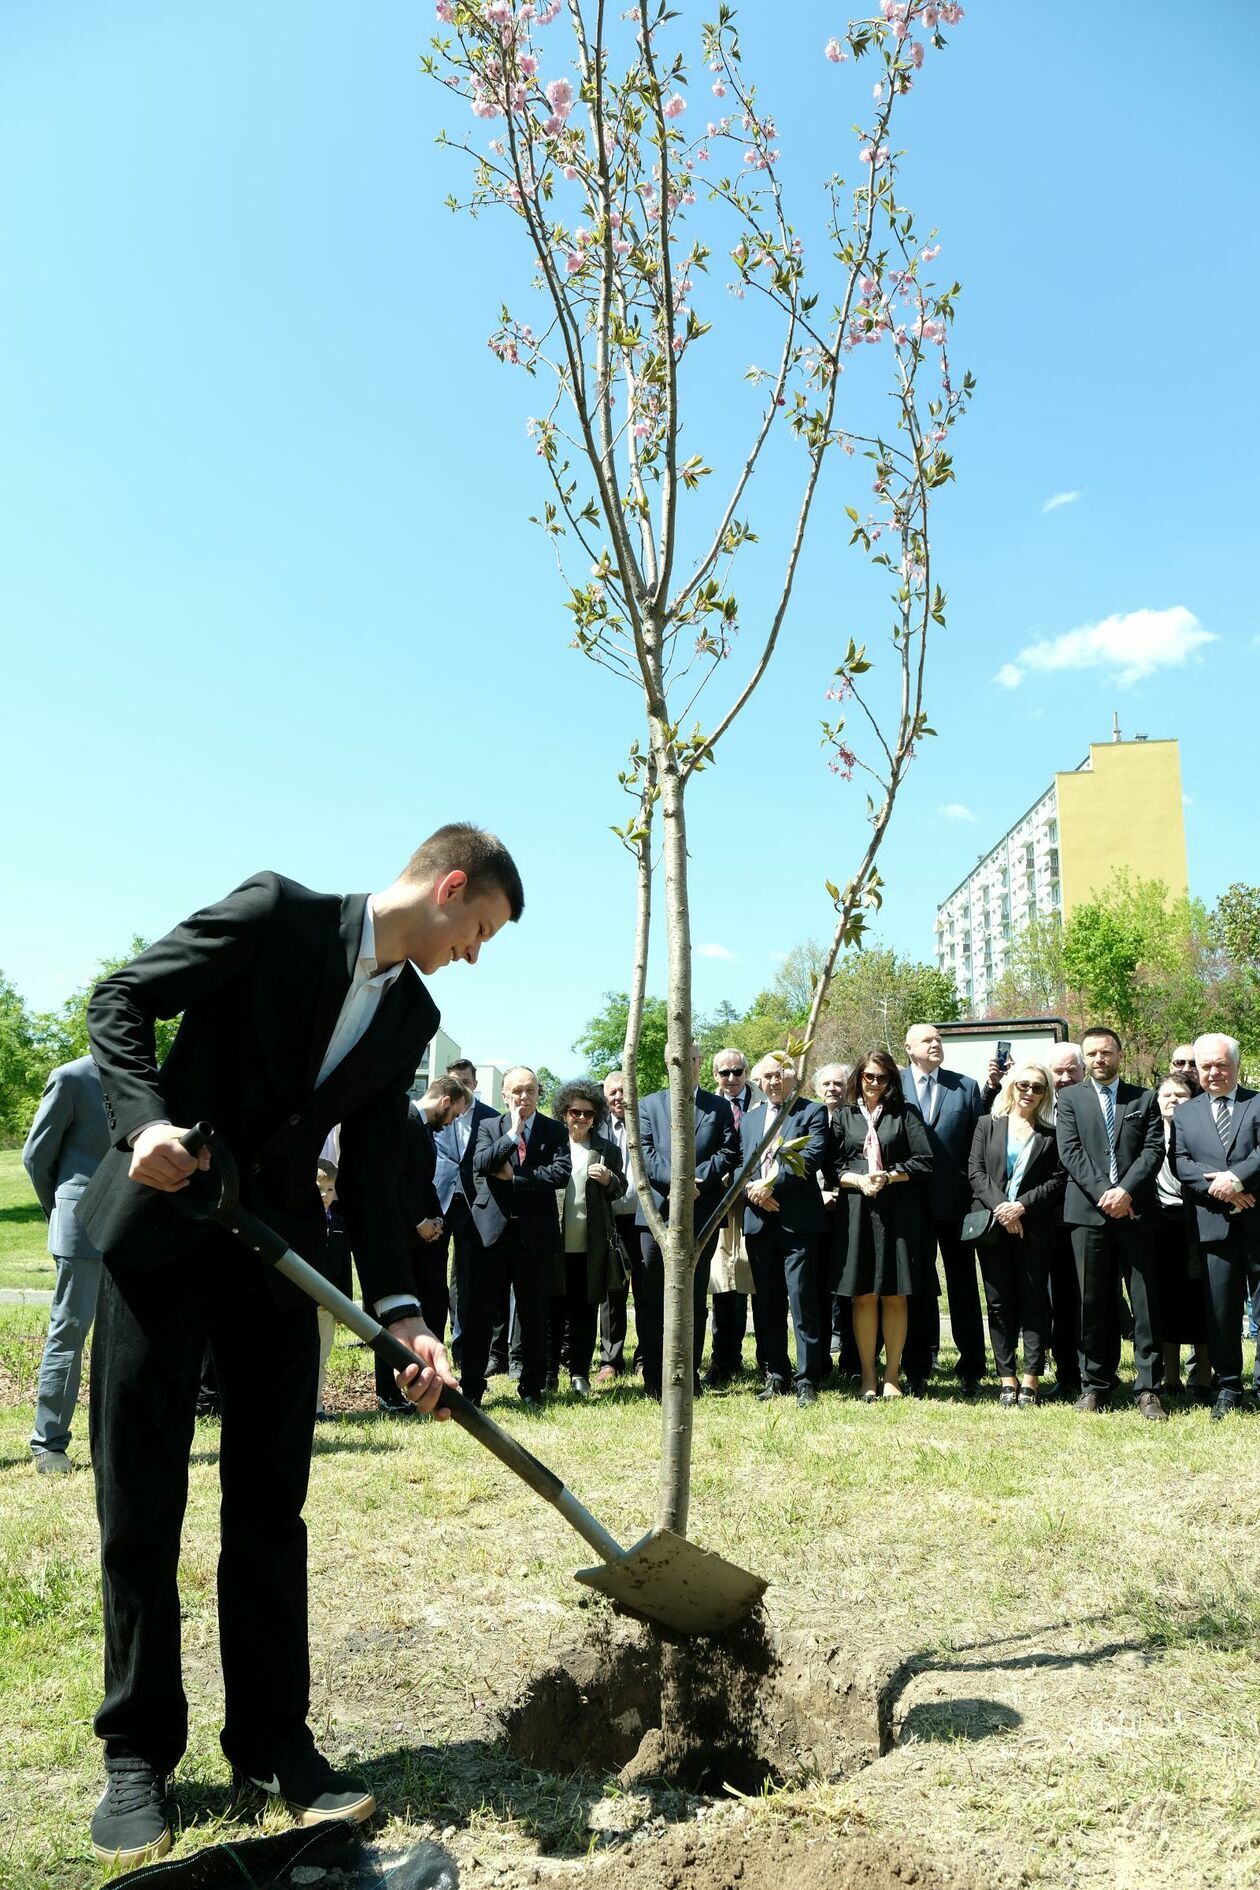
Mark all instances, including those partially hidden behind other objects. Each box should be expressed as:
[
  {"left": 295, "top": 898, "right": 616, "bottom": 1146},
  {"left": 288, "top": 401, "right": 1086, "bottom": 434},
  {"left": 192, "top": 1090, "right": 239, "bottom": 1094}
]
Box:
[{"left": 180, "top": 1124, "right": 214, "bottom": 1158}]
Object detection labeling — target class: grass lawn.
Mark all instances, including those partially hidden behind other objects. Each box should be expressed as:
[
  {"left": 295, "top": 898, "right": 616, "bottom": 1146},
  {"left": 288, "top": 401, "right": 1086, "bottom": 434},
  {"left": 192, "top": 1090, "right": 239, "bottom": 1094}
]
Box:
[
  {"left": 0, "top": 1151, "right": 55, "bottom": 1295},
  {"left": 0, "top": 1150, "right": 1257, "bottom": 1887}
]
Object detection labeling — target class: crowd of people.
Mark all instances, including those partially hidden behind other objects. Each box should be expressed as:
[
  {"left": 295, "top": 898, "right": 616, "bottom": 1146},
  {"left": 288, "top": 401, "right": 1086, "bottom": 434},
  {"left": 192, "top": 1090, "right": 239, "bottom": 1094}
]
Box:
[{"left": 337, "top": 1024, "right": 1259, "bottom": 1423}]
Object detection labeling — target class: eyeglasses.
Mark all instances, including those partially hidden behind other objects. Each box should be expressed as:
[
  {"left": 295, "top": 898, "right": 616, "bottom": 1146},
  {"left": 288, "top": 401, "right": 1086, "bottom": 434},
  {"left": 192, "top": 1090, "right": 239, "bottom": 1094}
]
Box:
[
  {"left": 861, "top": 1072, "right": 888, "bottom": 1083},
  {"left": 1170, "top": 1059, "right": 1195, "bottom": 1068},
  {"left": 566, "top": 1107, "right": 595, "bottom": 1120},
  {"left": 716, "top": 1067, "right": 746, "bottom": 1078},
  {"left": 1013, "top": 1079, "right": 1047, "bottom": 1094}
]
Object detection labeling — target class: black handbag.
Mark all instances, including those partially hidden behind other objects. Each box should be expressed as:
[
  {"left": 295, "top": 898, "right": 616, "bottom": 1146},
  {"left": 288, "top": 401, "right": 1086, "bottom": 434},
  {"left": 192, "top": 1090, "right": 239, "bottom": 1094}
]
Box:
[{"left": 961, "top": 1206, "right": 997, "bottom": 1245}]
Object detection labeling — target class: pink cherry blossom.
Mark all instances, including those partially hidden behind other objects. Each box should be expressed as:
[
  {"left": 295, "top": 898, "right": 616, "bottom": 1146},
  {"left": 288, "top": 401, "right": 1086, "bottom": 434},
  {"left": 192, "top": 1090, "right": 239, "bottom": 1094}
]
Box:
[
  {"left": 536, "top": 0, "right": 561, "bottom": 20},
  {"left": 824, "top": 38, "right": 846, "bottom": 63},
  {"left": 921, "top": 242, "right": 940, "bottom": 260},
  {"left": 663, "top": 93, "right": 686, "bottom": 118},
  {"left": 633, "top": 420, "right": 650, "bottom": 438},
  {"left": 712, "top": 79, "right": 727, "bottom": 97},
  {"left": 435, "top": 0, "right": 453, "bottom": 19},
  {"left": 519, "top": 53, "right": 538, "bottom": 77},
  {"left": 545, "top": 76, "right": 574, "bottom": 118},
  {"left": 562, "top": 162, "right": 578, "bottom": 180},
  {"left": 911, "top": 40, "right": 925, "bottom": 67},
  {"left": 566, "top": 251, "right": 583, "bottom": 273}
]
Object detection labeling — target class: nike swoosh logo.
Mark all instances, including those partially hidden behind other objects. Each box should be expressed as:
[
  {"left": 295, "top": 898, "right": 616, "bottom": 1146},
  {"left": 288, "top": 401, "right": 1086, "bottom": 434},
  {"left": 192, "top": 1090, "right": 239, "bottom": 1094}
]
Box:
[{"left": 249, "top": 1775, "right": 281, "bottom": 1794}]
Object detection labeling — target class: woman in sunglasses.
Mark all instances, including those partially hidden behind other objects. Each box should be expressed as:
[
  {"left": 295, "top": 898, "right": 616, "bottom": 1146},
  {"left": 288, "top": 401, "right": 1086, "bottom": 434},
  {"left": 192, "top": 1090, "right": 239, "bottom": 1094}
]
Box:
[
  {"left": 548, "top": 1078, "right": 627, "bottom": 1398},
  {"left": 833, "top": 1048, "right": 934, "bottom": 1401},
  {"left": 967, "top": 1061, "right": 1064, "bottom": 1407}
]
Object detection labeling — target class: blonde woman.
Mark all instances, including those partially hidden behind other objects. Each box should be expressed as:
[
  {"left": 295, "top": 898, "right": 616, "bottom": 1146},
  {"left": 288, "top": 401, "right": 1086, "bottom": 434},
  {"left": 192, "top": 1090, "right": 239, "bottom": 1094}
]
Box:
[{"left": 967, "top": 1062, "right": 1065, "bottom": 1407}]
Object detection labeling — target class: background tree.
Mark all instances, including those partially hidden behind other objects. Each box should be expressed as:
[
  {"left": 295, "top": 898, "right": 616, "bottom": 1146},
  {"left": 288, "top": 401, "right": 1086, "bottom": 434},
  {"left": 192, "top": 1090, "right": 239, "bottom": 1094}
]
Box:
[
  {"left": 0, "top": 975, "right": 44, "bottom": 1146},
  {"left": 428, "top": 0, "right": 970, "bottom": 1535},
  {"left": 808, "top": 944, "right": 960, "bottom": 1072},
  {"left": 574, "top": 991, "right": 669, "bottom": 1096}
]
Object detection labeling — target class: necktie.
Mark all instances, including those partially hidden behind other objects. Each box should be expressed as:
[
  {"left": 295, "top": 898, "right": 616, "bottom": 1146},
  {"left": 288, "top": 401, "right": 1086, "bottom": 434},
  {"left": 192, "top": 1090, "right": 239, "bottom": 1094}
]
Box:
[
  {"left": 517, "top": 1124, "right": 527, "bottom": 1165},
  {"left": 732, "top": 1100, "right": 742, "bottom": 1130},
  {"left": 761, "top": 1113, "right": 778, "bottom": 1180},
  {"left": 1214, "top": 1096, "right": 1232, "bottom": 1153},
  {"left": 918, "top": 1074, "right": 931, "bottom": 1121},
  {"left": 1101, "top": 1086, "right": 1117, "bottom": 1184}
]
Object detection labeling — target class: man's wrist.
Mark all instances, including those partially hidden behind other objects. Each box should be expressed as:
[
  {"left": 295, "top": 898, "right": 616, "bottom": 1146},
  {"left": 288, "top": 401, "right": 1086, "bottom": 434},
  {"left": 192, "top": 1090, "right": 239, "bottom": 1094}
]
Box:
[{"left": 376, "top": 1297, "right": 423, "bottom": 1325}]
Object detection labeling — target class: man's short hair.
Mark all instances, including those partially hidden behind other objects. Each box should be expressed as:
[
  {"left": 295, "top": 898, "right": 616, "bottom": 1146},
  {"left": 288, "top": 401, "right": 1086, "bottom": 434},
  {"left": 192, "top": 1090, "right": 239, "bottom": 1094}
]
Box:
[
  {"left": 1049, "top": 1042, "right": 1084, "bottom": 1068},
  {"left": 1081, "top": 1026, "right": 1123, "bottom": 1053},
  {"left": 447, "top": 1058, "right": 477, "bottom": 1081},
  {"left": 603, "top": 1070, "right": 625, "bottom": 1090},
  {"left": 403, "top": 823, "right": 524, "bottom": 922},
  {"left": 424, "top": 1073, "right": 473, "bottom": 1109},
  {"left": 1193, "top": 1032, "right": 1240, "bottom": 1068},
  {"left": 502, "top": 1065, "right": 537, "bottom": 1088}
]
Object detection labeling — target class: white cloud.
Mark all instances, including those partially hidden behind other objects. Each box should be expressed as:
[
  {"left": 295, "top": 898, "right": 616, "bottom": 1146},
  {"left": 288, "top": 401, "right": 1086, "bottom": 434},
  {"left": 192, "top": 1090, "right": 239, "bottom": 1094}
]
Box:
[
  {"left": 1041, "top": 490, "right": 1081, "bottom": 514},
  {"left": 937, "top": 802, "right": 976, "bottom": 822},
  {"left": 697, "top": 942, "right": 736, "bottom": 961},
  {"left": 993, "top": 606, "right": 1214, "bottom": 690},
  {"left": 768, "top": 948, "right": 788, "bottom": 963}
]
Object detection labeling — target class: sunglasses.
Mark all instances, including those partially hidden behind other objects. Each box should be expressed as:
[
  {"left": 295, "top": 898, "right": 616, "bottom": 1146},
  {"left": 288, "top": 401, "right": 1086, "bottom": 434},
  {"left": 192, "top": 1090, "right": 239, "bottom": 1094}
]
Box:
[
  {"left": 861, "top": 1072, "right": 889, "bottom": 1083},
  {"left": 566, "top": 1107, "right": 595, "bottom": 1120},
  {"left": 716, "top": 1067, "right": 746, "bottom": 1078},
  {"left": 1013, "top": 1079, "right": 1046, "bottom": 1094}
]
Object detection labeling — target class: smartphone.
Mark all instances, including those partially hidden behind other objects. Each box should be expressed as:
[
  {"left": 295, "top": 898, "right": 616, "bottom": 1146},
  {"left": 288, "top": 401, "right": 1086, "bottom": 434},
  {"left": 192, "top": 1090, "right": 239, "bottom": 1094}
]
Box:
[{"left": 995, "top": 1040, "right": 1012, "bottom": 1072}]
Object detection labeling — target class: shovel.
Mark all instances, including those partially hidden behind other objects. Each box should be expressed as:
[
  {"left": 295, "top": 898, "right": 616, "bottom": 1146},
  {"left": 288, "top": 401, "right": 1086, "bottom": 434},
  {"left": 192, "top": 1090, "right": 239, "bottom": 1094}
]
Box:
[{"left": 175, "top": 1125, "right": 766, "bottom": 1636}]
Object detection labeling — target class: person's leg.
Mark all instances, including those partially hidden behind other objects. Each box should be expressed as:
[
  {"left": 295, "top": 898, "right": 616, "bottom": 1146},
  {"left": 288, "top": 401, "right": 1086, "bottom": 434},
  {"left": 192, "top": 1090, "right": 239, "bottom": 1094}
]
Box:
[
  {"left": 91, "top": 1259, "right": 207, "bottom": 1773},
  {"left": 415, "top": 1240, "right": 450, "bottom": 1348},
  {"left": 881, "top": 1295, "right": 908, "bottom": 1391},
  {"left": 1020, "top": 1240, "right": 1050, "bottom": 1386},
  {"left": 979, "top": 1240, "right": 1018, "bottom": 1386},
  {"left": 692, "top": 1235, "right": 716, "bottom": 1378},
  {"left": 902, "top": 1249, "right": 940, "bottom": 1384},
  {"left": 511, "top": 1247, "right": 549, "bottom": 1401},
  {"left": 1123, "top": 1227, "right": 1163, "bottom": 1395},
  {"left": 314, "top": 1308, "right": 336, "bottom": 1413},
  {"left": 567, "top": 1260, "right": 598, "bottom": 1382},
  {"left": 599, "top": 1273, "right": 629, "bottom": 1374},
  {"left": 1072, "top": 1224, "right": 1113, "bottom": 1398},
  {"left": 31, "top": 1251, "right": 102, "bottom": 1458},
  {"left": 782, "top": 1232, "right": 823, "bottom": 1388},
  {"left": 633, "top": 1232, "right": 665, "bottom": 1394},
  {"left": 852, "top": 1295, "right": 879, "bottom": 1397},
  {"left": 834, "top": 1292, "right": 860, "bottom": 1377},
  {"left": 546, "top": 1292, "right": 568, "bottom": 1383},
  {"left": 709, "top": 1292, "right": 747, "bottom": 1381},
  {"left": 747, "top": 1233, "right": 790, "bottom": 1388},
  {"left": 1203, "top": 1244, "right": 1243, "bottom": 1401},
  {"left": 936, "top": 1217, "right": 987, "bottom": 1381},
  {"left": 459, "top": 1243, "right": 506, "bottom": 1403},
  {"left": 1047, "top": 1227, "right": 1082, "bottom": 1395},
  {"left": 212, "top": 1270, "right": 319, "bottom": 1768}
]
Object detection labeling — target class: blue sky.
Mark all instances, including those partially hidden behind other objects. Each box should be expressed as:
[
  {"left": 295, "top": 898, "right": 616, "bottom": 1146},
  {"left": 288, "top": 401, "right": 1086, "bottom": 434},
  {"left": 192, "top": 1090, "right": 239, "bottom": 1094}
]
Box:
[{"left": 2, "top": 2, "right": 1256, "bottom": 1075}]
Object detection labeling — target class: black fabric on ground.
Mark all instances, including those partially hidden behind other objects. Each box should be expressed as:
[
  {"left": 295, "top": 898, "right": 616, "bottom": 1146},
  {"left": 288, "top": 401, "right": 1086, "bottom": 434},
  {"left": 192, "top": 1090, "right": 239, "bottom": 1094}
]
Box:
[{"left": 104, "top": 1816, "right": 362, "bottom": 1887}]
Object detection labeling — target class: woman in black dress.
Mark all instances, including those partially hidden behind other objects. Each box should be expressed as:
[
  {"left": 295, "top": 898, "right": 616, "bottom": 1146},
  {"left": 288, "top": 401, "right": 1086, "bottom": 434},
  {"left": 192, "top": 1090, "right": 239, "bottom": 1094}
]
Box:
[{"left": 835, "top": 1048, "right": 933, "bottom": 1401}]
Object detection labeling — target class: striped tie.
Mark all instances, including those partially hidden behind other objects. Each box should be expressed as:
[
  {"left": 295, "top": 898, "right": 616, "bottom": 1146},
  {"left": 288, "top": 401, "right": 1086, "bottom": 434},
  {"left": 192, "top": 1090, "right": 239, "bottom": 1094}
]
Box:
[
  {"left": 1214, "top": 1096, "right": 1232, "bottom": 1154},
  {"left": 1101, "top": 1085, "right": 1118, "bottom": 1184}
]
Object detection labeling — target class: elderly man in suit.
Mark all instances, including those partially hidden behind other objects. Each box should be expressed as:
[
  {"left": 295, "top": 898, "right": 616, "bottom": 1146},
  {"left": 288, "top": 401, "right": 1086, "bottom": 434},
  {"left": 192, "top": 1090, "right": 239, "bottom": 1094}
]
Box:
[
  {"left": 635, "top": 1044, "right": 740, "bottom": 1399},
  {"left": 900, "top": 1023, "right": 987, "bottom": 1396},
  {"left": 433, "top": 1058, "right": 502, "bottom": 1371},
  {"left": 1055, "top": 1025, "right": 1165, "bottom": 1418},
  {"left": 22, "top": 1055, "right": 110, "bottom": 1474},
  {"left": 1172, "top": 1033, "right": 1260, "bottom": 1420},
  {"left": 741, "top": 1055, "right": 829, "bottom": 1406},
  {"left": 707, "top": 1047, "right": 760, "bottom": 1385},
  {"left": 468, "top": 1067, "right": 570, "bottom": 1409},
  {"left": 76, "top": 824, "right": 522, "bottom": 1869}
]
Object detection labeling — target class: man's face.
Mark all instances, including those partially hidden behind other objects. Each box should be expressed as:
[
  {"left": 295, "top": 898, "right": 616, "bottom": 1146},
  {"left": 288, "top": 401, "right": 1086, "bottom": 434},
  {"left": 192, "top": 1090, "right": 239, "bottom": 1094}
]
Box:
[
  {"left": 906, "top": 1026, "right": 944, "bottom": 1069},
  {"left": 1169, "top": 1047, "right": 1200, "bottom": 1090},
  {"left": 435, "top": 1096, "right": 468, "bottom": 1129},
  {"left": 1048, "top": 1053, "right": 1083, "bottom": 1092},
  {"left": 713, "top": 1054, "right": 748, "bottom": 1102},
  {"left": 1083, "top": 1035, "right": 1120, "bottom": 1083},
  {"left": 760, "top": 1061, "right": 788, "bottom": 1105},
  {"left": 506, "top": 1073, "right": 539, "bottom": 1118},
  {"left": 603, "top": 1076, "right": 626, "bottom": 1120},
  {"left": 819, "top": 1068, "right": 848, "bottom": 1108},
  {"left": 415, "top": 877, "right": 513, "bottom": 976},
  {"left": 449, "top": 1064, "right": 477, "bottom": 1095},
  {"left": 1197, "top": 1042, "right": 1238, "bottom": 1098}
]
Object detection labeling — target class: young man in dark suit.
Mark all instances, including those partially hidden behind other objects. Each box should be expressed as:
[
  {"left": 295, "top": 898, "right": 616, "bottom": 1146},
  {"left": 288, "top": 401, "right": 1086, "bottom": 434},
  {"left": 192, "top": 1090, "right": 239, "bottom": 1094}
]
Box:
[
  {"left": 900, "top": 1023, "right": 987, "bottom": 1395},
  {"left": 1171, "top": 1033, "right": 1260, "bottom": 1419},
  {"left": 433, "top": 1058, "right": 501, "bottom": 1370},
  {"left": 78, "top": 824, "right": 522, "bottom": 1869},
  {"left": 467, "top": 1066, "right": 571, "bottom": 1408},
  {"left": 740, "top": 1055, "right": 830, "bottom": 1406},
  {"left": 635, "top": 1045, "right": 740, "bottom": 1398},
  {"left": 1054, "top": 1025, "right": 1165, "bottom": 1418}
]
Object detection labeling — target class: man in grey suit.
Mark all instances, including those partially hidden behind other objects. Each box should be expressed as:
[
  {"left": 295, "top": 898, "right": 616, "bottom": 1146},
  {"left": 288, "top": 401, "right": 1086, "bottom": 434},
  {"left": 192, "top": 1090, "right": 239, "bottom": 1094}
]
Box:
[
  {"left": 22, "top": 1055, "right": 110, "bottom": 1473},
  {"left": 1171, "top": 1033, "right": 1260, "bottom": 1420}
]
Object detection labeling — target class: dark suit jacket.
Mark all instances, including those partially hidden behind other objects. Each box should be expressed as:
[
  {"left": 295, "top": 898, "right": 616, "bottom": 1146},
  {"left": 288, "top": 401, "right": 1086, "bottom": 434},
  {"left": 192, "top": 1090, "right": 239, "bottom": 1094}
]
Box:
[
  {"left": 399, "top": 1105, "right": 441, "bottom": 1246},
  {"left": 1172, "top": 1087, "right": 1260, "bottom": 1255},
  {"left": 637, "top": 1084, "right": 739, "bottom": 1229},
  {"left": 1054, "top": 1079, "right": 1162, "bottom": 1228},
  {"left": 740, "top": 1099, "right": 829, "bottom": 1238},
  {"left": 22, "top": 1056, "right": 109, "bottom": 1260},
  {"left": 471, "top": 1109, "right": 571, "bottom": 1254},
  {"left": 434, "top": 1097, "right": 500, "bottom": 1214},
  {"left": 967, "top": 1115, "right": 1065, "bottom": 1233},
  {"left": 77, "top": 873, "right": 439, "bottom": 1308},
  {"left": 900, "top": 1065, "right": 982, "bottom": 1219}
]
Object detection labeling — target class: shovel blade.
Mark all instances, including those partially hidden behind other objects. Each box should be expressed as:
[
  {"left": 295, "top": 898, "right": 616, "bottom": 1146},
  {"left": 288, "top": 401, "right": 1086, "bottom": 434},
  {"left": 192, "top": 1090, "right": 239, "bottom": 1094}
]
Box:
[{"left": 574, "top": 1526, "right": 767, "bottom": 1635}]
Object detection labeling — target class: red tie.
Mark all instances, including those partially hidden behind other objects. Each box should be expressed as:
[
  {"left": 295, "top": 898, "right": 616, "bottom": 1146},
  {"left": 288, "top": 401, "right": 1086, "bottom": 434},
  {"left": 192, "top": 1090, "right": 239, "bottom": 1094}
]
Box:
[
  {"left": 732, "top": 1100, "right": 742, "bottom": 1129},
  {"left": 517, "top": 1130, "right": 527, "bottom": 1165}
]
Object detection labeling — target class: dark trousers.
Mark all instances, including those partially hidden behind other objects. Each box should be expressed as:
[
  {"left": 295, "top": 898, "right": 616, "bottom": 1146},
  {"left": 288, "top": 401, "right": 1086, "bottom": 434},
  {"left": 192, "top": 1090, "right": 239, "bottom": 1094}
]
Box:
[
  {"left": 460, "top": 1233, "right": 548, "bottom": 1401},
  {"left": 447, "top": 1195, "right": 511, "bottom": 1369},
  {"left": 710, "top": 1291, "right": 749, "bottom": 1376},
  {"left": 904, "top": 1215, "right": 987, "bottom": 1380},
  {"left": 1047, "top": 1224, "right": 1081, "bottom": 1390},
  {"left": 375, "top": 1238, "right": 449, "bottom": 1405},
  {"left": 632, "top": 1227, "right": 713, "bottom": 1393},
  {"left": 548, "top": 1256, "right": 599, "bottom": 1382},
  {"left": 90, "top": 1232, "right": 318, "bottom": 1774},
  {"left": 747, "top": 1227, "right": 822, "bottom": 1389},
  {"left": 979, "top": 1232, "right": 1050, "bottom": 1377},
  {"left": 1202, "top": 1231, "right": 1260, "bottom": 1400},
  {"left": 597, "top": 1215, "right": 635, "bottom": 1370},
  {"left": 1072, "top": 1219, "right": 1161, "bottom": 1394}
]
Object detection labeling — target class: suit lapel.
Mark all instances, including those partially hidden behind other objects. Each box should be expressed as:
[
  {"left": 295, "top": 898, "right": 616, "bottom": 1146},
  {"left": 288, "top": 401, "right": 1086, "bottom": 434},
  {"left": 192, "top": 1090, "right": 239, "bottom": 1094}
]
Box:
[
  {"left": 306, "top": 893, "right": 367, "bottom": 1090},
  {"left": 1225, "top": 1088, "right": 1258, "bottom": 1158}
]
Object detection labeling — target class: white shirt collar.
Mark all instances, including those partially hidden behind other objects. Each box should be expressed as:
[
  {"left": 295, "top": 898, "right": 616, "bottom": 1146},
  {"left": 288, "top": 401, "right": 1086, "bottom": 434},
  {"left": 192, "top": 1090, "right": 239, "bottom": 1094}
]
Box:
[{"left": 358, "top": 898, "right": 405, "bottom": 989}]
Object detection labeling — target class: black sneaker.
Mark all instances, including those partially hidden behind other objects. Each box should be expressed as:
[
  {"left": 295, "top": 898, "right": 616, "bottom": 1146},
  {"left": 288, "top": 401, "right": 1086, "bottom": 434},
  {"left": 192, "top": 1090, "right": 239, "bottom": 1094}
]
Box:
[
  {"left": 232, "top": 1738, "right": 375, "bottom": 1827},
  {"left": 90, "top": 1758, "right": 172, "bottom": 1867}
]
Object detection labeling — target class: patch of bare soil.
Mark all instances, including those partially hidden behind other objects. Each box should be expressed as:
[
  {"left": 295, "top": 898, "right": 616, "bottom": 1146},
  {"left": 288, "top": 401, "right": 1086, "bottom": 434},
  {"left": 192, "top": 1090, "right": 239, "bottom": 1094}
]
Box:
[{"left": 551, "top": 1817, "right": 978, "bottom": 1890}]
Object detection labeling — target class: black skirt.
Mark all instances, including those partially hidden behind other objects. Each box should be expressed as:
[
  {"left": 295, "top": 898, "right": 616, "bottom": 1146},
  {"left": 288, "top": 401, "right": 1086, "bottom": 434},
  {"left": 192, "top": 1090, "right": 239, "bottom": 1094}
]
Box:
[{"left": 1153, "top": 1203, "right": 1207, "bottom": 1344}]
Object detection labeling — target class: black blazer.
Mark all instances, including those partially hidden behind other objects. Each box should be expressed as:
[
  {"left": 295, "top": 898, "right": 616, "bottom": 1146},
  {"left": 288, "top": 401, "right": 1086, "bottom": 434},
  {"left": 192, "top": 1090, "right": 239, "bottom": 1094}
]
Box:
[
  {"left": 77, "top": 873, "right": 439, "bottom": 1308},
  {"left": 1172, "top": 1087, "right": 1260, "bottom": 1255},
  {"left": 637, "top": 1085, "right": 739, "bottom": 1228},
  {"left": 967, "top": 1116, "right": 1065, "bottom": 1230},
  {"left": 398, "top": 1105, "right": 441, "bottom": 1247},
  {"left": 1054, "top": 1080, "right": 1163, "bottom": 1227},
  {"left": 900, "top": 1066, "right": 983, "bottom": 1219},
  {"left": 834, "top": 1103, "right": 934, "bottom": 1186},
  {"left": 471, "top": 1109, "right": 571, "bottom": 1254},
  {"left": 740, "top": 1099, "right": 829, "bottom": 1237}
]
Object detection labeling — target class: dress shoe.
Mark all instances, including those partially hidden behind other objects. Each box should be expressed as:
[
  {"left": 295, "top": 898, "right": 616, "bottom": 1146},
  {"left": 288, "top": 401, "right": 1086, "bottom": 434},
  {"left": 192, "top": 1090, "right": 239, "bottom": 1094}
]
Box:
[
  {"left": 34, "top": 1450, "right": 72, "bottom": 1474},
  {"left": 595, "top": 1365, "right": 617, "bottom": 1384},
  {"left": 756, "top": 1377, "right": 789, "bottom": 1401},
  {"left": 1137, "top": 1390, "right": 1168, "bottom": 1423},
  {"left": 703, "top": 1365, "right": 734, "bottom": 1388},
  {"left": 1017, "top": 1386, "right": 1039, "bottom": 1409},
  {"left": 571, "top": 1375, "right": 591, "bottom": 1399},
  {"left": 1073, "top": 1391, "right": 1107, "bottom": 1414},
  {"left": 543, "top": 1373, "right": 559, "bottom": 1392},
  {"left": 230, "top": 1733, "right": 375, "bottom": 1826},
  {"left": 905, "top": 1377, "right": 927, "bottom": 1399},
  {"left": 90, "top": 1759, "right": 172, "bottom": 1867},
  {"left": 376, "top": 1397, "right": 415, "bottom": 1417},
  {"left": 692, "top": 1374, "right": 705, "bottom": 1398},
  {"left": 486, "top": 1354, "right": 509, "bottom": 1376},
  {"left": 796, "top": 1382, "right": 818, "bottom": 1407},
  {"left": 518, "top": 1393, "right": 545, "bottom": 1412},
  {"left": 998, "top": 1386, "right": 1019, "bottom": 1408},
  {"left": 1210, "top": 1395, "right": 1241, "bottom": 1422},
  {"left": 959, "top": 1376, "right": 981, "bottom": 1399}
]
